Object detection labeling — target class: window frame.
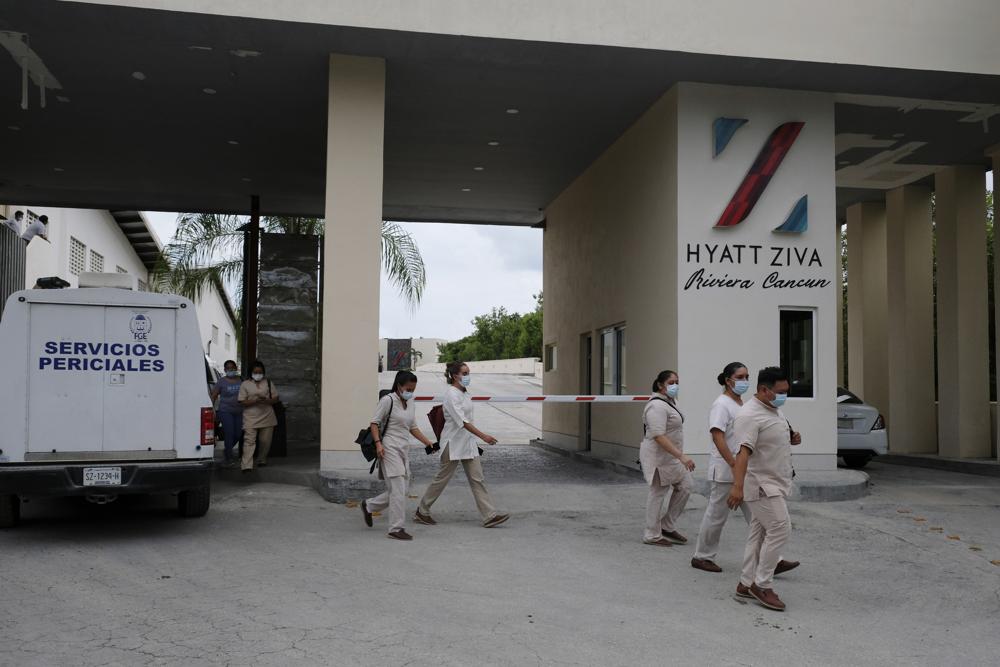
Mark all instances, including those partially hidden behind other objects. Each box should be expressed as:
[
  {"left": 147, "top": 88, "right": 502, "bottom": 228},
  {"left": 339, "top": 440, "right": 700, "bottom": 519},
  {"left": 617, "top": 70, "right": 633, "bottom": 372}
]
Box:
[
  {"left": 599, "top": 324, "right": 626, "bottom": 395},
  {"left": 69, "top": 237, "right": 87, "bottom": 276},
  {"left": 779, "top": 307, "right": 816, "bottom": 400}
]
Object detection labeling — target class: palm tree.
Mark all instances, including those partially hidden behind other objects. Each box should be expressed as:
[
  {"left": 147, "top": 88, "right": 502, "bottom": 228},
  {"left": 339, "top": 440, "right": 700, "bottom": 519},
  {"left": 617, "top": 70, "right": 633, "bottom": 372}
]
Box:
[{"left": 150, "top": 214, "right": 426, "bottom": 309}]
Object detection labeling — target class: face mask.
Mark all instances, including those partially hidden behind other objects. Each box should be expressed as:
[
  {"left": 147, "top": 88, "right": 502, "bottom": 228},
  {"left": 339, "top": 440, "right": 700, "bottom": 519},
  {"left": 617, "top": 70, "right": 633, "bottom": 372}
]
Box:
[
  {"left": 770, "top": 393, "right": 788, "bottom": 408},
  {"left": 252, "top": 373, "right": 264, "bottom": 382},
  {"left": 665, "top": 384, "right": 679, "bottom": 398},
  {"left": 460, "top": 375, "right": 472, "bottom": 388},
  {"left": 226, "top": 371, "right": 238, "bottom": 378},
  {"left": 400, "top": 390, "right": 414, "bottom": 401},
  {"left": 732, "top": 379, "right": 750, "bottom": 395}
]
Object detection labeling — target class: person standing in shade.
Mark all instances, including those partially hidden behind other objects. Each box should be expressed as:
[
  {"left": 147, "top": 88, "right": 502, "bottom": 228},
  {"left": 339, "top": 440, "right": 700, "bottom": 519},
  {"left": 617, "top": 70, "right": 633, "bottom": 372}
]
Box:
[
  {"left": 238, "top": 360, "right": 279, "bottom": 473},
  {"left": 728, "top": 366, "right": 802, "bottom": 612},
  {"left": 210, "top": 360, "right": 244, "bottom": 467},
  {"left": 21, "top": 213, "right": 48, "bottom": 243},
  {"left": 361, "top": 370, "right": 437, "bottom": 540},
  {"left": 692, "top": 362, "right": 799, "bottom": 575},
  {"left": 1, "top": 210, "right": 23, "bottom": 235},
  {"left": 414, "top": 361, "right": 509, "bottom": 528},
  {"left": 639, "top": 370, "right": 695, "bottom": 547}
]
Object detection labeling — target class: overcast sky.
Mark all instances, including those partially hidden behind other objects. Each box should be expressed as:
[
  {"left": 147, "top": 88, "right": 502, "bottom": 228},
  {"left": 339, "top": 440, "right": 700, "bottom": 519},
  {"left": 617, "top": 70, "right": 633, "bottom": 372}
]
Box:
[{"left": 143, "top": 212, "right": 543, "bottom": 342}]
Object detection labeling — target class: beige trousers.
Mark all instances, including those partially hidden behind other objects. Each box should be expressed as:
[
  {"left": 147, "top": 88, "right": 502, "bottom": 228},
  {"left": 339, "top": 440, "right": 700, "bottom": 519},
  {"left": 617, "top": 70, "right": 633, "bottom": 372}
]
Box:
[
  {"left": 644, "top": 469, "right": 691, "bottom": 541},
  {"left": 242, "top": 426, "right": 274, "bottom": 471},
  {"left": 740, "top": 494, "right": 791, "bottom": 589},
  {"left": 418, "top": 445, "right": 498, "bottom": 522},
  {"left": 367, "top": 475, "right": 409, "bottom": 532},
  {"left": 693, "top": 480, "right": 753, "bottom": 561}
]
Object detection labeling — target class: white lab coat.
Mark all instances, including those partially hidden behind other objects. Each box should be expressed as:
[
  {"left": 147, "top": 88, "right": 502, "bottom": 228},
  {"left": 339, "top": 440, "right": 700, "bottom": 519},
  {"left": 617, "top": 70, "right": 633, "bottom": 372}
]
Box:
[{"left": 440, "top": 385, "right": 478, "bottom": 460}]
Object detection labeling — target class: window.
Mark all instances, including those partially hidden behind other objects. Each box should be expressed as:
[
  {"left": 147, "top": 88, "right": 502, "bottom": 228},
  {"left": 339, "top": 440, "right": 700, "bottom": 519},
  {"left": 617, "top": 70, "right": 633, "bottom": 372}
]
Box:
[
  {"left": 225, "top": 333, "right": 231, "bottom": 350},
  {"left": 137, "top": 279, "right": 147, "bottom": 292},
  {"left": 116, "top": 266, "right": 127, "bottom": 274},
  {"left": 89, "top": 249, "right": 104, "bottom": 272},
  {"left": 780, "top": 308, "right": 815, "bottom": 398},
  {"left": 600, "top": 325, "right": 626, "bottom": 395},
  {"left": 212, "top": 325, "right": 219, "bottom": 344},
  {"left": 69, "top": 237, "right": 86, "bottom": 275},
  {"left": 544, "top": 343, "right": 557, "bottom": 372}
]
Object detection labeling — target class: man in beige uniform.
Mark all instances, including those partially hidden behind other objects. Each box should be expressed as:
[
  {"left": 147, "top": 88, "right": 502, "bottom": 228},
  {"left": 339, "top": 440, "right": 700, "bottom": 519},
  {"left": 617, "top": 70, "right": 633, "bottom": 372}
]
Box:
[{"left": 728, "top": 366, "right": 801, "bottom": 612}]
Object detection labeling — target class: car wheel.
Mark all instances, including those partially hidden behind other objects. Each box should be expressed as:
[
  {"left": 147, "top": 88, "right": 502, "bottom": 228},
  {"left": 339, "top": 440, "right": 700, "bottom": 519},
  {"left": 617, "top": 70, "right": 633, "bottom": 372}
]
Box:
[
  {"left": 0, "top": 494, "right": 21, "bottom": 528},
  {"left": 842, "top": 453, "right": 872, "bottom": 469},
  {"left": 177, "top": 485, "right": 211, "bottom": 518}
]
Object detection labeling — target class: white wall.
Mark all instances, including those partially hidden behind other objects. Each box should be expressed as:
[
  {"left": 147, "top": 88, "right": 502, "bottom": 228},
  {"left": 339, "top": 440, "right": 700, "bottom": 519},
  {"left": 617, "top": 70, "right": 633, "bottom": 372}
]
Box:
[
  {"left": 195, "top": 282, "right": 238, "bottom": 372},
  {"left": 420, "top": 358, "right": 540, "bottom": 377},
  {"left": 74, "top": 1, "right": 1000, "bottom": 76}
]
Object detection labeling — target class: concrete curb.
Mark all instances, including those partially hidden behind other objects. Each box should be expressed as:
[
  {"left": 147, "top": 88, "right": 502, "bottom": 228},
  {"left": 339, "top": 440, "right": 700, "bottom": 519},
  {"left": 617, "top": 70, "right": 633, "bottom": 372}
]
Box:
[
  {"left": 530, "top": 439, "right": 870, "bottom": 502},
  {"left": 878, "top": 453, "right": 1000, "bottom": 478},
  {"left": 316, "top": 471, "right": 386, "bottom": 503}
]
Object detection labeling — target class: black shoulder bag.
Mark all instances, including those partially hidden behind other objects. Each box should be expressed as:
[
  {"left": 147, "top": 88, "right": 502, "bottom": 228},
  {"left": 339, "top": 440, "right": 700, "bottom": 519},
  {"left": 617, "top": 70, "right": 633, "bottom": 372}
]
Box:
[{"left": 355, "top": 394, "right": 393, "bottom": 474}]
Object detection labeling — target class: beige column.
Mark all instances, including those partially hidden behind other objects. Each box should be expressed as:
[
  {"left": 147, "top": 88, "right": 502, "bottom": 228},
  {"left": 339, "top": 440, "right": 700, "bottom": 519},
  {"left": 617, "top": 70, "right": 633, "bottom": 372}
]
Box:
[
  {"left": 989, "top": 150, "right": 1000, "bottom": 461},
  {"left": 884, "top": 185, "right": 936, "bottom": 453},
  {"left": 935, "top": 165, "right": 991, "bottom": 458},
  {"left": 845, "top": 201, "right": 888, "bottom": 414},
  {"left": 320, "top": 55, "right": 385, "bottom": 474},
  {"left": 836, "top": 222, "right": 845, "bottom": 386}
]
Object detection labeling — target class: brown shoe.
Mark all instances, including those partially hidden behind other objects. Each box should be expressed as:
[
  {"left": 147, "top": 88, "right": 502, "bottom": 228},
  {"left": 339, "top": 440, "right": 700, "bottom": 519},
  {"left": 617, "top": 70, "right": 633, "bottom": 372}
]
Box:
[
  {"left": 361, "top": 500, "right": 373, "bottom": 527},
  {"left": 642, "top": 537, "right": 673, "bottom": 547},
  {"left": 413, "top": 509, "right": 437, "bottom": 526},
  {"left": 661, "top": 530, "right": 688, "bottom": 544},
  {"left": 749, "top": 583, "right": 786, "bottom": 611},
  {"left": 691, "top": 558, "right": 723, "bottom": 573},
  {"left": 735, "top": 583, "right": 753, "bottom": 599},
  {"left": 774, "top": 559, "right": 800, "bottom": 575},
  {"left": 484, "top": 513, "right": 510, "bottom": 528},
  {"left": 387, "top": 529, "right": 413, "bottom": 541}
]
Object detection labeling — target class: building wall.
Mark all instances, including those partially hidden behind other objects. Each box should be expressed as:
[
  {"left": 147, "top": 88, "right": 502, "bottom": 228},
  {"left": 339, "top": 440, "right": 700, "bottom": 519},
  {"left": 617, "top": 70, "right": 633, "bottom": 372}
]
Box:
[
  {"left": 378, "top": 337, "right": 445, "bottom": 368},
  {"left": 196, "top": 282, "right": 238, "bottom": 373},
  {"left": 543, "top": 83, "right": 838, "bottom": 470}
]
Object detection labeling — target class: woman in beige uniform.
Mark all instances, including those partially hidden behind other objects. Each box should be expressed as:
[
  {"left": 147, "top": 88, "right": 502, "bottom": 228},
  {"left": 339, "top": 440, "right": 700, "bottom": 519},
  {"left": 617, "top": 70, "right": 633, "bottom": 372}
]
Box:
[
  {"left": 237, "top": 360, "right": 279, "bottom": 473},
  {"left": 640, "top": 370, "right": 696, "bottom": 547}
]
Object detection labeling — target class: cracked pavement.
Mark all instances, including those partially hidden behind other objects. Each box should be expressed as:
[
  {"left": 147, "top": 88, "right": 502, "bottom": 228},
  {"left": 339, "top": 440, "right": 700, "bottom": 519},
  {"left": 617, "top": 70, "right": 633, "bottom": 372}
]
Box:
[{"left": 2, "top": 455, "right": 999, "bottom": 666}]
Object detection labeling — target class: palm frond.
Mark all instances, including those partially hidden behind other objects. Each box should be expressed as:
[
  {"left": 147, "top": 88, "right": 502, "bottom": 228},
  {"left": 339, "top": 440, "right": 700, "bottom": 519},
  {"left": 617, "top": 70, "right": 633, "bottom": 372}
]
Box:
[{"left": 381, "top": 221, "right": 426, "bottom": 311}]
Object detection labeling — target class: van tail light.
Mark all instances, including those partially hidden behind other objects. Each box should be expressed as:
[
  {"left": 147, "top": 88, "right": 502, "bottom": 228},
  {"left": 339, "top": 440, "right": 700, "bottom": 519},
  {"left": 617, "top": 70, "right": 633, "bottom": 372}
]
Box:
[
  {"left": 201, "top": 408, "right": 216, "bottom": 446},
  {"left": 872, "top": 414, "right": 886, "bottom": 431}
]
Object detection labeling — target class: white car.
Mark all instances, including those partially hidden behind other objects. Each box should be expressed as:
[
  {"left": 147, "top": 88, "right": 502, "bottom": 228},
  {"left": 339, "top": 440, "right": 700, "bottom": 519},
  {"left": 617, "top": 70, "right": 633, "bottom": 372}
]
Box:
[{"left": 837, "top": 386, "right": 888, "bottom": 469}]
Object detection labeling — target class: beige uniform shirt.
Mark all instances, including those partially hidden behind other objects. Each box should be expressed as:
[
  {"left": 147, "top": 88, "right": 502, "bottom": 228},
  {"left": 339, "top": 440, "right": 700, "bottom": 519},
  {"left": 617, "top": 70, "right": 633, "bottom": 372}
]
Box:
[
  {"left": 639, "top": 395, "right": 686, "bottom": 485},
  {"left": 370, "top": 393, "right": 416, "bottom": 478},
  {"left": 238, "top": 379, "right": 279, "bottom": 429},
  {"left": 733, "top": 397, "right": 793, "bottom": 500}
]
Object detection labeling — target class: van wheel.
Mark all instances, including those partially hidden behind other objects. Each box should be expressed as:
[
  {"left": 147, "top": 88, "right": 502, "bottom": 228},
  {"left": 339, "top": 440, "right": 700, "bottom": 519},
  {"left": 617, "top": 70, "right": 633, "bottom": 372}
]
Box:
[
  {"left": 842, "top": 453, "right": 872, "bottom": 469},
  {"left": 177, "top": 485, "right": 211, "bottom": 518},
  {"left": 0, "top": 494, "right": 21, "bottom": 528}
]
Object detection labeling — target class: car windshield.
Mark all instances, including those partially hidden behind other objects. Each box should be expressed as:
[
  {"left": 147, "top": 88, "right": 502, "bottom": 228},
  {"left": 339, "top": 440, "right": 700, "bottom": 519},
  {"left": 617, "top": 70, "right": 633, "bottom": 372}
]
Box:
[{"left": 837, "top": 387, "right": 864, "bottom": 404}]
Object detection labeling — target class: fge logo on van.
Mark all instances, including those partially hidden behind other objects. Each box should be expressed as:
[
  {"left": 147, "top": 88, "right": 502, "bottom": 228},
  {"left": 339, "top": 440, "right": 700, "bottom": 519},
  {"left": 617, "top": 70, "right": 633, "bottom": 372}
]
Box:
[{"left": 130, "top": 312, "right": 152, "bottom": 340}]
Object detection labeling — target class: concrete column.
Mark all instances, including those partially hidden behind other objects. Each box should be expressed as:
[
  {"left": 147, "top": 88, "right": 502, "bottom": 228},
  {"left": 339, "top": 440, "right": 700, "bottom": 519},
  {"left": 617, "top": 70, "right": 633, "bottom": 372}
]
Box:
[
  {"left": 884, "top": 185, "right": 936, "bottom": 453},
  {"left": 989, "top": 150, "right": 1000, "bottom": 461},
  {"left": 319, "top": 55, "right": 385, "bottom": 485},
  {"left": 935, "top": 165, "right": 991, "bottom": 458},
  {"left": 846, "top": 201, "right": 888, "bottom": 415},
  {"left": 837, "top": 222, "right": 845, "bottom": 386}
]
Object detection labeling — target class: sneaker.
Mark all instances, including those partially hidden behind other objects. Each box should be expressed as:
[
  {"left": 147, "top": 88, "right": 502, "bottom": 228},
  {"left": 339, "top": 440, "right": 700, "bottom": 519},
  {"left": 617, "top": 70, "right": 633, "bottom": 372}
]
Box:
[
  {"left": 735, "top": 583, "right": 753, "bottom": 599},
  {"left": 387, "top": 529, "right": 413, "bottom": 541},
  {"left": 642, "top": 537, "right": 673, "bottom": 547},
  {"left": 661, "top": 530, "right": 688, "bottom": 544},
  {"left": 483, "top": 513, "right": 510, "bottom": 528},
  {"left": 413, "top": 510, "right": 437, "bottom": 526},
  {"left": 691, "top": 558, "right": 723, "bottom": 573},
  {"left": 749, "top": 583, "right": 786, "bottom": 611},
  {"left": 361, "top": 500, "right": 373, "bottom": 528},
  {"left": 774, "top": 559, "right": 800, "bottom": 575}
]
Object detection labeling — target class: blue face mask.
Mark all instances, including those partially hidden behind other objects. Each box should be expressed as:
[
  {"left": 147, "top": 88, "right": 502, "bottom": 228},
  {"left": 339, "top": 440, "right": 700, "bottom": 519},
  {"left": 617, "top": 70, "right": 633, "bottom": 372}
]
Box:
[
  {"left": 665, "top": 384, "right": 679, "bottom": 398},
  {"left": 400, "top": 390, "right": 414, "bottom": 401},
  {"left": 732, "top": 380, "right": 750, "bottom": 395},
  {"left": 771, "top": 393, "right": 788, "bottom": 408},
  {"left": 460, "top": 375, "right": 471, "bottom": 388}
]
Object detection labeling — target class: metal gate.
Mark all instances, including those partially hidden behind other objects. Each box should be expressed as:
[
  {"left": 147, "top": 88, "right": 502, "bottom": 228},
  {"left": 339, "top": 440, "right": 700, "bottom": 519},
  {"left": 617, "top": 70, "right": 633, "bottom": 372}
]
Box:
[{"left": 0, "top": 224, "right": 26, "bottom": 320}]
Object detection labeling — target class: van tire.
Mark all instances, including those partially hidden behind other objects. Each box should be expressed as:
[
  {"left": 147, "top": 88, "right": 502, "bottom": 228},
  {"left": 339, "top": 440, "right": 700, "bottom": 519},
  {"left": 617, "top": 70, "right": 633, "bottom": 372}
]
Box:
[
  {"left": 0, "top": 494, "right": 21, "bottom": 528},
  {"left": 177, "top": 485, "right": 211, "bottom": 518},
  {"left": 842, "top": 453, "right": 872, "bottom": 469}
]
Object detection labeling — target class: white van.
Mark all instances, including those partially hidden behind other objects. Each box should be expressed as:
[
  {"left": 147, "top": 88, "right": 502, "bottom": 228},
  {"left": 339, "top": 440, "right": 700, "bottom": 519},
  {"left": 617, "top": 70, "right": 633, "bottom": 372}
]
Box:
[{"left": 0, "top": 273, "right": 215, "bottom": 527}]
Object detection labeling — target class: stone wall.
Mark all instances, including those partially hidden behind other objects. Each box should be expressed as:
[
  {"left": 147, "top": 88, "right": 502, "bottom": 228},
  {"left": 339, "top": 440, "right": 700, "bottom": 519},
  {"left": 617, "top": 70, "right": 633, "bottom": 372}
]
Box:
[{"left": 257, "top": 233, "right": 320, "bottom": 448}]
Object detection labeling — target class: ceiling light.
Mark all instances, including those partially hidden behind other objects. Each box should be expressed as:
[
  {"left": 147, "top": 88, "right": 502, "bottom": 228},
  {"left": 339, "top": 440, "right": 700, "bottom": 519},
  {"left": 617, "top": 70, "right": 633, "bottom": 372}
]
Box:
[
  {"left": 203, "top": 88, "right": 217, "bottom": 95},
  {"left": 131, "top": 71, "right": 146, "bottom": 81},
  {"left": 227, "top": 140, "right": 239, "bottom": 145},
  {"left": 241, "top": 177, "right": 252, "bottom": 182},
  {"left": 487, "top": 140, "right": 500, "bottom": 147},
  {"left": 893, "top": 133, "right": 905, "bottom": 138},
  {"left": 473, "top": 166, "right": 484, "bottom": 171},
  {"left": 53, "top": 167, "right": 65, "bottom": 172},
  {"left": 838, "top": 160, "right": 850, "bottom": 166},
  {"left": 189, "top": 46, "right": 213, "bottom": 52},
  {"left": 56, "top": 96, "right": 70, "bottom": 103},
  {"left": 8, "top": 125, "right": 20, "bottom": 131},
  {"left": 461, "top": 187, "right": 471, "bottom": 192},
  {"left": 505, "top": 108, "right": 519, "bottom": 114}
]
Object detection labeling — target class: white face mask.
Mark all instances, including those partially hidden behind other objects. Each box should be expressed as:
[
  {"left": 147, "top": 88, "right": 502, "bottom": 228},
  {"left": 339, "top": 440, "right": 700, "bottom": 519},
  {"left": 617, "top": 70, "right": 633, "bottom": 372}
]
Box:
[
  {"left": 400, "top": 390, "right": 415, "bottom": 401},
  {"left": 251, "top": 373, "right": 264, "bottom": 382},
  {"left": 460, "top": 375, "right": 471, "bottom": 388}
]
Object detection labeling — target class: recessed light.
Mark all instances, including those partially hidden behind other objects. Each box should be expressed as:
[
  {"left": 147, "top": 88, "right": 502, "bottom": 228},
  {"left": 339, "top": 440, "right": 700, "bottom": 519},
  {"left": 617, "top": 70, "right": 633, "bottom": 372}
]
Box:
[
  {"left": 131, "top": 71, "right": 146, "bottom": 81},
  {"left": 241, "top": 177, "right": 252, "bottom": 182},
  {"left": 203, "top": 88, "right": 217, "bottom": 95},
  {"left": 461, "top": 187, "right": 471, "bottom": 192},
  {"left": 189, "top": 46, "right": 213, "bottom": 52},
  {"left": 7, "top": 125, "right": 20, "bottom": 131},
  {"left": 473, "top": 166, "right": 484, "bottom": 171},
  {"left": 505, "top": 108, "right": 519, "bottom": 114},
  {"left": 487, "top": 140, "right": 500, "bottom": 146},
  {"left": 838, "top": 160, "right": 850, "bottom": 166},
  {"left": 53, "top": 167, "right": 65, "bottom": 172},
  {"left": 893, "top": 133, "right": 905, "bottom": 138},
  {"left": 227, "top": 140, "right": 239, "bottom": 145},
  {"left": 56, "top": 96, "right": 70, "bottom": 103}
]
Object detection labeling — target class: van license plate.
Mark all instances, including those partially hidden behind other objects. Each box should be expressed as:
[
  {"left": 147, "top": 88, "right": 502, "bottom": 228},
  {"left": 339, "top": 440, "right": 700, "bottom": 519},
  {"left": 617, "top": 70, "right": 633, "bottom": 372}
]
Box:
[{"left": 83, "top": 467, "right": 122, "bottom": 486}]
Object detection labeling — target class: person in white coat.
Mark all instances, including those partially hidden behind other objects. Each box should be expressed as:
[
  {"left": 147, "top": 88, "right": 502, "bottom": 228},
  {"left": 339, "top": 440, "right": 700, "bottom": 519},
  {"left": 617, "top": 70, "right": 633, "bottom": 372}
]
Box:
[
  {"left": 639, "top": 370, "right": 695, "bottom": 547},
  {"left": 692, "top": 362, "right": 800, "bottom": 574},
  {"left": 414, "top": 361, "right": 510, "bottom": 528},
  {"left": 362, "top": 370, "right": 436, "bottom": 541}
]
